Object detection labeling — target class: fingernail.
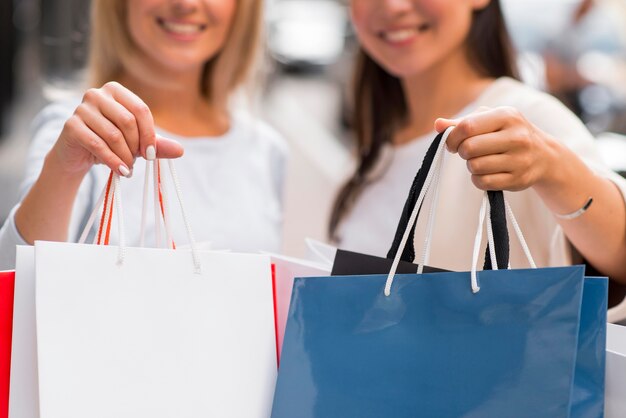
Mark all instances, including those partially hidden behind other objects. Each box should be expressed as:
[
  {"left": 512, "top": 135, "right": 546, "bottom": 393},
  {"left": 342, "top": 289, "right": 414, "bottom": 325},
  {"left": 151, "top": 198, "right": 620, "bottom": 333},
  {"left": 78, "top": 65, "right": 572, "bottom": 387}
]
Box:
[
  {"left": 119, "top": 165, "right": 131, "bottom": 177},
  {"left": 146, "top": 145, "right": 156, "bottom": 161}
]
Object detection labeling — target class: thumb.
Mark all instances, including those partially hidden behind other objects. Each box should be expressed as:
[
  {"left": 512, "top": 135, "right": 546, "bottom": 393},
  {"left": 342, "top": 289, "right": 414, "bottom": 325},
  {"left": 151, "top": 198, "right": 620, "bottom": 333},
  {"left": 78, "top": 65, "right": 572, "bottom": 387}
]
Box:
[
  {"left": 434, "top": 117, "right": 459, "bottom": 133},
  {"left": 434, "top": 106, "right": 491, "bottom": 132},
  {"left": 155, "top": 135, "right": 185, "bottom": 159}
]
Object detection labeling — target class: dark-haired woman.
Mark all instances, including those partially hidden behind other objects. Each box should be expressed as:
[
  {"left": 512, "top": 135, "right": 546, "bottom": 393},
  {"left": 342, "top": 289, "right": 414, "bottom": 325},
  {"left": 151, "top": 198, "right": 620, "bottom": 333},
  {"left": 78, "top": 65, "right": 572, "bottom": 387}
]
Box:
[{"left": 331, "top": 0, "right": 626, "bottom": 282}]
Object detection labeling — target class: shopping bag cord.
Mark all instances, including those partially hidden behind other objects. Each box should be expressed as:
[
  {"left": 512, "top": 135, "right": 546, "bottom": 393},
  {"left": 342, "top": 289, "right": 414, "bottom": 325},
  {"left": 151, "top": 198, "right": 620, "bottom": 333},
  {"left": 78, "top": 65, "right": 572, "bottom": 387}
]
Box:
[{"left": 384, "top": 127, "right": 453, "bottom": 296}]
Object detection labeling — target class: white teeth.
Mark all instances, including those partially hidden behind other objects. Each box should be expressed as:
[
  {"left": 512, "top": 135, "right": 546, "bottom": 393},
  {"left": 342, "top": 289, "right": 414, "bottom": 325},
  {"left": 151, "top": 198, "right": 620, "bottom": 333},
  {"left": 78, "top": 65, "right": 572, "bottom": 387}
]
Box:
[
  {"left": 161, "top": 21, "right": 204, "bottom": 35},
  {"left": 383, "top": 29, "right": 417, "bottom": 42}
]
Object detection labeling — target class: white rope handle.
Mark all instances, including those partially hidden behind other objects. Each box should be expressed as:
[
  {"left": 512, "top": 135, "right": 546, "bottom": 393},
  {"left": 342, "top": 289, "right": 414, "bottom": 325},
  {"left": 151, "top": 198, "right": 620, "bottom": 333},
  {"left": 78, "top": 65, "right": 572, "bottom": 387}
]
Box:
[
  {"left": 139, "top": 160, "right": 152, "bottom": 247},
  {"left": 153, "top": 159, "right": 163, "bottom": 248},
  {"left": 469, "top": 192, "right": 537, "bottom": 292},
  {"left": 78, "top": 173, "right": 116, "bottom": 246},
  {"left": 470, "top": 193, "right": 490, "bottom": 292},
  {"left": 78, "top": 173, "right": 125, "bottom": 264},
  {"left": 505, "top": 199, "right": 536, "bottom": 268},
  {"left": 418, "top": 147, "right": 445, "bottom": 273},
  {"left": 76, "top": 160, "right": 201, "bottom": 273},
  {"left": 95, "top": 177, "right": 115, "bottom": 245},
  {"left": 486, "top": 198, "right": 499, "bottom": 270},
  {"left": 112, "top": 173, "right": 126, "bottom": 265},
  {"left": 78, "top": 184, "right": 108, "bottom": 245},
  {"left": 385, "top": 127, "right": 453, "bottom": 296},
  {"left": 159, "top": 163, "right": 175, "bottom": 250},
  {"left": 167, "top": 159, "right": 201, "bottom": 274},
  {"left": 419, "top": 164, "right": 499, "bottom": 278}
]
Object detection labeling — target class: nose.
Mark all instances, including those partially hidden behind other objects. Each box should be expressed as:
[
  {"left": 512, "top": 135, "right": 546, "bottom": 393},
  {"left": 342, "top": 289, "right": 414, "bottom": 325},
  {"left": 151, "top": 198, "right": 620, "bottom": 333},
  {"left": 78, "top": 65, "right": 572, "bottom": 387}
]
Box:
[
  {"left": 170, "top": 0, "right": 199, "bottom": 15},
  {"left": 381, "top": 0, "right": 415, "bottom": 14}
]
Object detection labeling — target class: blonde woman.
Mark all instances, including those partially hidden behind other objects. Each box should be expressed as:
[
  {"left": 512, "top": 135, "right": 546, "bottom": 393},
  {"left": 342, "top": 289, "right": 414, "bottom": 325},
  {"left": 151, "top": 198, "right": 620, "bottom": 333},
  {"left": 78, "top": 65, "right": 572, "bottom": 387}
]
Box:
[{"left": 0, "top": 0, "right": 287, "bottom": 268}]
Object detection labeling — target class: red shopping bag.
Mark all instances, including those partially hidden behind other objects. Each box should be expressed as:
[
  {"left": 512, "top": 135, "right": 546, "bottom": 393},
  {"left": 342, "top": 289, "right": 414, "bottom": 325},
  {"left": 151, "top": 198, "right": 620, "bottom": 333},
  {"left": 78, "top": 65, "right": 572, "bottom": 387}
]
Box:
[{"left": 0, "top": 271, "right": 15, "bottom": 418}]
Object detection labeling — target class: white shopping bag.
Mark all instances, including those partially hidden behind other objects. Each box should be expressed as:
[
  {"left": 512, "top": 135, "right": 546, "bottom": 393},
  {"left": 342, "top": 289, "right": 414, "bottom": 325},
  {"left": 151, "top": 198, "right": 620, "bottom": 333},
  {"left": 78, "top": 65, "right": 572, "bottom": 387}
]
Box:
[
  {"left": 8, "top": 246, "right": 39, "bottom": 418},
  {"left": 304, "top": 238, "right": 336, "bottom": 267},
  {"left": 34, "top": 164, "right": 277, "bottom": 418},
  {"left": 266, "top": 253, "right": 330, "bottom": 356},
  {"left": 35, "top": 242, "right": 276, "bottom": 418},
  {"left": 606, "top": 323, "right": 626, "bottom": 418}
]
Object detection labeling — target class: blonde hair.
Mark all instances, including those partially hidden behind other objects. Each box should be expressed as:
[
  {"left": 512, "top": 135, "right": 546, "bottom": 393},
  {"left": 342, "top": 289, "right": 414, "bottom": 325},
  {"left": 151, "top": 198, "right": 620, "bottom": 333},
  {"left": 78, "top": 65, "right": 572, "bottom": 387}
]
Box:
[{"left": 87, "top": 0, "right": 263, "bottom": 105}]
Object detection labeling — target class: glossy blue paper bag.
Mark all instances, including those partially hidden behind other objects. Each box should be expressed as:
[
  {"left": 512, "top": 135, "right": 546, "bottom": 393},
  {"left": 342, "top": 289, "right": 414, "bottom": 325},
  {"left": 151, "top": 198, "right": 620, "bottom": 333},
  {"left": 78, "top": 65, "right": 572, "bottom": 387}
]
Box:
[
  {"left": 273, "top": 267, "right": 589, "bottom": 418},
  {"left": 573, "top": 277, "right": 608, "bottom": 418}
]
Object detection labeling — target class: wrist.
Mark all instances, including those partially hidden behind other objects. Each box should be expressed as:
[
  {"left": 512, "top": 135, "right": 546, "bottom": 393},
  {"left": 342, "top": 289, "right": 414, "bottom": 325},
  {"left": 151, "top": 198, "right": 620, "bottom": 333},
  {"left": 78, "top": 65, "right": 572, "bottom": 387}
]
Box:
[
  {"left": 533, "top": 136, "right": 569, "bottom": 195},
  {"left": 43, "top": 147, "right": 90, "bottom": 182}
]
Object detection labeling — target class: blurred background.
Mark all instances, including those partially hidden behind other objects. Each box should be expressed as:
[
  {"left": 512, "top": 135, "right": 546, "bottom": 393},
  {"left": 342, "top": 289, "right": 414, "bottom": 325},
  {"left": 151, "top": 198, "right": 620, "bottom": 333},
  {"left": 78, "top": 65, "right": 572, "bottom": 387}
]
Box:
[{"left": 1, "top": 0, "right": 626, "bottom": 257}]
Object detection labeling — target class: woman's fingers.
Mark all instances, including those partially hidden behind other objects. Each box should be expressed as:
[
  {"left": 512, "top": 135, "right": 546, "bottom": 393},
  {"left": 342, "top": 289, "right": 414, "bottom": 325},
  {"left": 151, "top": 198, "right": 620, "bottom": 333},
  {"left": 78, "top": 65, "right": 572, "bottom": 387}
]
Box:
[
  {"left": 434, "top": 106, "right": 493, "bottom": 133},
  {"left": 68, "top": 115, "right": 131, "bottom": 176},
  {"left": 76, "top": 100, "right": 135, "bottom": 171},
  {"left": 62, "top": 82, "right": 180, "bottom": 177},
  {"left": 438, "top": 107, "right": 523, "bottom": 153},
  {"left": 456, "top": 132, "right": 511, "bottom": 160},
  {"left": 471, "top": 173, "right": 519, "bottom": 191},
  {"left": 96, "top": 93, "right": 140, "bottom": 156},
  {"left": 155, "top": 135, "right": 185, "bottom": 159},
  {"left": 103, "top": 82, "right": 156, "bottom": 160},
  {"left": 465, "top": 154, "right": 513, "bottom": 176}
]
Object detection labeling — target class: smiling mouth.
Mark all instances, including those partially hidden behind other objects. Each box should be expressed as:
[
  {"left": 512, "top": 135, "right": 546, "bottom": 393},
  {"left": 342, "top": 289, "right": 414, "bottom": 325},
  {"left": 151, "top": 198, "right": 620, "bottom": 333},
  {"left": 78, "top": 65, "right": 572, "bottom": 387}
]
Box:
[
  {"left": 380, "top": 23, "right": 431, "bottom": 43},
  {"left": 156, "top": 17, "right": 207, "bottom": 35}
]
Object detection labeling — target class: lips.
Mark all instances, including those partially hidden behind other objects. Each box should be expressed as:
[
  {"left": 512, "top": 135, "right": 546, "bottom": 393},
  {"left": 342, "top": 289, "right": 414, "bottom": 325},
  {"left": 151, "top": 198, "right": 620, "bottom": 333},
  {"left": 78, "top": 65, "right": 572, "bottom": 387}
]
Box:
[
  {"left": 380, "top": 23, "right": 431, "bottom": 43},
  {"left": 156, "top": 17, "right": 207, "bottom": 35}
]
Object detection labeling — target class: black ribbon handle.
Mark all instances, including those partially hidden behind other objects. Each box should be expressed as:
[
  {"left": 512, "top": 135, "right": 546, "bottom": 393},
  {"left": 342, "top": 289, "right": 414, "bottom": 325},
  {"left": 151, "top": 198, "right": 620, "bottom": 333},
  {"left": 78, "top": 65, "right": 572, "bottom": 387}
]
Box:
[{"left": 386, "top": 131, "right": 510, "bottom": 270}]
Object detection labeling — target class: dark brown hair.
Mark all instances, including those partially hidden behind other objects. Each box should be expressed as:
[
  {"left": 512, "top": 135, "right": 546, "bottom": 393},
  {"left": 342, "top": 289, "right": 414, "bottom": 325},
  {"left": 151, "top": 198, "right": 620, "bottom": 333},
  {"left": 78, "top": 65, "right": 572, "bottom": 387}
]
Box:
[{"left": 329, "top": 0, "right": 519, "bottom": 240}]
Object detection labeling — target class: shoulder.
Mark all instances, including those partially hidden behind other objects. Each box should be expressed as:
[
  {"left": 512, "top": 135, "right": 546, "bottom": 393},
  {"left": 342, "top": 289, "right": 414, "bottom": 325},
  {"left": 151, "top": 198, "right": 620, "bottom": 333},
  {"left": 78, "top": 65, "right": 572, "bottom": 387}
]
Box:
[
  {"left": 25, "top": 97, "right": 80, "bottom": 153},
  {"left": 33, "top": 97, "right": 81, "bottom": 127}
]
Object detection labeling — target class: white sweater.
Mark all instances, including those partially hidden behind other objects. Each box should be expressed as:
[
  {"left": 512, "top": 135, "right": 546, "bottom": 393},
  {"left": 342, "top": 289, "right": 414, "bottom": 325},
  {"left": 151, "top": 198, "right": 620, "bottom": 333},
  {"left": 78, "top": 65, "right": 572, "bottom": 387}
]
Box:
[
  {"left": 0, "top": 100, "right": 288, "bottom": 269},
  {"left": 338, "top": 77, "right": 626, "bottom": 271}
]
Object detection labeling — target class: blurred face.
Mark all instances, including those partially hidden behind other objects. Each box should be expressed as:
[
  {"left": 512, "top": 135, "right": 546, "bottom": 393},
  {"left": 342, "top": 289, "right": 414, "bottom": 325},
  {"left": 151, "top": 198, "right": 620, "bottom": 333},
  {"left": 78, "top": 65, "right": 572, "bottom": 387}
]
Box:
[
  {"left": 127, "top": 0, "right": 237, "bottom": 73},
  {"left": 351, "top": 0, "right": 490, "bottom": 77}
]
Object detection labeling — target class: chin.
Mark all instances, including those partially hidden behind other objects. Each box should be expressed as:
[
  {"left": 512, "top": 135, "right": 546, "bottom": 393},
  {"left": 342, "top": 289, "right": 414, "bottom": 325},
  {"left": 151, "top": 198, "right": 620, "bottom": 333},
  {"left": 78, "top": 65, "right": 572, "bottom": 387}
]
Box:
[
  {"left": 150, "top": 53, "right": 210, "bottom": 73},
  {"left": 377, "top": 59, "right": 434, "bottom": 79}
]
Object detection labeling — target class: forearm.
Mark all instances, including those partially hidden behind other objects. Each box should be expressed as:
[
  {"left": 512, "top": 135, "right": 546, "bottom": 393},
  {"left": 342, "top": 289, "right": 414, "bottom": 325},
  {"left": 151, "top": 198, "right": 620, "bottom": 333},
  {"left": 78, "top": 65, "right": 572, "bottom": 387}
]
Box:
[
  {"left": 534, "top": 139, "right": 626, "bottom": 282},
  {"left": 15, "top": 151, "right": 87, "bottom": 244}
]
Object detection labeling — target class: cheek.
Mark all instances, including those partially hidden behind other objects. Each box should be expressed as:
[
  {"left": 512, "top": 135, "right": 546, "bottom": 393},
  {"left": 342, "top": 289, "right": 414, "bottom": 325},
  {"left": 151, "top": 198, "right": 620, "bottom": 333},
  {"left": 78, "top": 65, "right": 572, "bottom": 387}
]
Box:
[
  {"left": 350, "top": 0, "right": 368, "bottom": 28},
  {"left": 349, "top": 0, "right": 382, "bottom": 54},
  {"left": 126, "top": 0, "right": 156, "bottom": 49},
  {"left": 429, "top": 0, "right": 475, "bottom": 40},
  {"left": 205, "top": 0, "right": 237, "bottom": 27}
]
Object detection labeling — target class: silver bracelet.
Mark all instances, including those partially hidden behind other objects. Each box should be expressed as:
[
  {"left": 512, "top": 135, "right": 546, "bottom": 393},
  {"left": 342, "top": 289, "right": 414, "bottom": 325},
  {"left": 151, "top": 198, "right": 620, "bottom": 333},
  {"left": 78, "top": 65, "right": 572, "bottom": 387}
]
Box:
[{"left": 554, "top": 197, "right": 593, "bottom": 220}]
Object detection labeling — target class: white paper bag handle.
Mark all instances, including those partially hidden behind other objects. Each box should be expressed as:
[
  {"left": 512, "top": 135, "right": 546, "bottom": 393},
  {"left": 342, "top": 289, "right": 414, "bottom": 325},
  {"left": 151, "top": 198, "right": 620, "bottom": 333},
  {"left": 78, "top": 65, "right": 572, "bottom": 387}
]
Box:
[
  {"left": 138, "top": 159, "right": 176, "bottom": 249},
  {"left": 78, "top": 172, "right": 126, "bottom": 264},
  {"left": 78, "top": 160, "right": 201, "bottom": 273}
]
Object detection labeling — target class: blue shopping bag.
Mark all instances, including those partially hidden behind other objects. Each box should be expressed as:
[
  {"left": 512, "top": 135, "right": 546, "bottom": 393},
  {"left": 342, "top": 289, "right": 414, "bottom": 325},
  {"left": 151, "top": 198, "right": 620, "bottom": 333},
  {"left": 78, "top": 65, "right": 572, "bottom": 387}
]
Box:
[
  {"left": 573, "top": 277, "right": 607, "bottom": 418},
  {"left": 272, "top": 129, "right": 607, "bottom": 418},
  {"left": 274, "top": 267, "right": 589, "bottom": 418}
]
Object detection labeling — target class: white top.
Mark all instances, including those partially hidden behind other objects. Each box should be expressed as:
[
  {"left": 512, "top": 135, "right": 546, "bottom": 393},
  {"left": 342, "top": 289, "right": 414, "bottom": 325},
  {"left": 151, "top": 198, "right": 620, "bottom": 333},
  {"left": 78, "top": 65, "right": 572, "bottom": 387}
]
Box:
[
  {"left": 0, "top": 100, "right": 288, "bottom": 269},
  {"left": 337, "top": 77, "right": 626, "bottom": 271}
]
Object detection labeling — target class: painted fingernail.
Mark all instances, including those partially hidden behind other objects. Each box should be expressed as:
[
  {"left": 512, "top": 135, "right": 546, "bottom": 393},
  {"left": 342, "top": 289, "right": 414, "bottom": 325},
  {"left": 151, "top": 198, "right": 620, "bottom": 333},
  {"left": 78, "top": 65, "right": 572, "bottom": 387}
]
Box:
[
  {"left": 119, "top": 165, "right": 131, "bottom": 177},
  {"left": 146, "top": 145, "right": 156, "bottom": 161}
]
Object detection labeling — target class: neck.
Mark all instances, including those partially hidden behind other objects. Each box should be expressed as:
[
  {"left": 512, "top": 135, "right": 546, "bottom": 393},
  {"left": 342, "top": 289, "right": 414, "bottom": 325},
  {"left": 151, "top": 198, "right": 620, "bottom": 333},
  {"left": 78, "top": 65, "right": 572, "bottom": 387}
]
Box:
[
  {"left": 118, "top": 64, "right": 230, "bottom": 137},
  {"left": 395, "top": 48, "right": 494, "bottom": 145}
]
